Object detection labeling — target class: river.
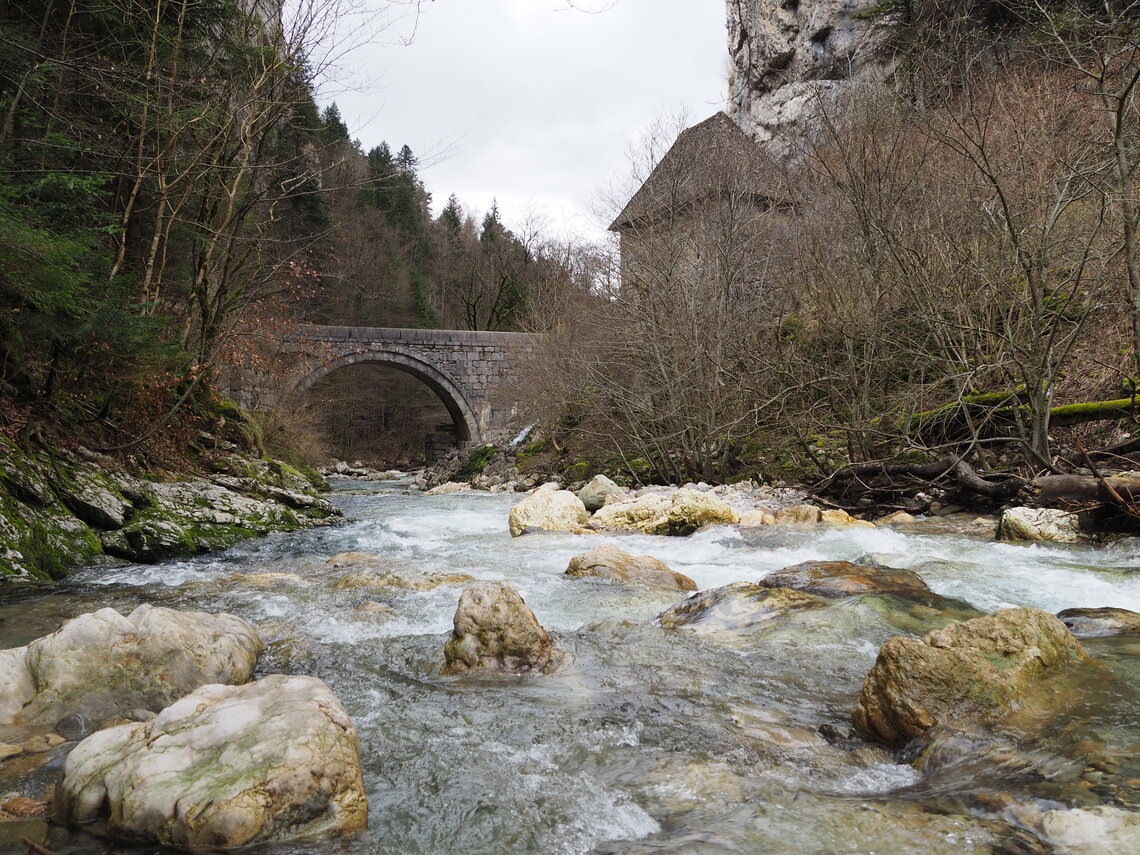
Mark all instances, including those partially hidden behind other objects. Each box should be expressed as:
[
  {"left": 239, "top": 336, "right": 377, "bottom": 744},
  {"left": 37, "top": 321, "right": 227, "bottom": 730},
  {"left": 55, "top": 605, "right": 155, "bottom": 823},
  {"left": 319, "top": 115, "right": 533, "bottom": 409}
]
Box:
[{"left": 3, "top": 476, "right": 1140, "bottom": 854}]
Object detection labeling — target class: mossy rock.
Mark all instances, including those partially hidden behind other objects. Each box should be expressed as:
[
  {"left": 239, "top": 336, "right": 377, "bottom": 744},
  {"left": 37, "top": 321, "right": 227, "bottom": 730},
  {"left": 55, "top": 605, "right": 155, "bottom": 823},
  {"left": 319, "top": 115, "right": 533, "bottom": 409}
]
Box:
[
  {"left": 455, "top": 445, "right": 498, "bottom": 483},
  {"left": 1, "top": 492, "right": 103, "bottom": 581},
  {"left": 516, "top": 441, "right": 549, "bottom": 460},
  {"left": 563, "top": 461, "right": 592, "bottom": 482}
]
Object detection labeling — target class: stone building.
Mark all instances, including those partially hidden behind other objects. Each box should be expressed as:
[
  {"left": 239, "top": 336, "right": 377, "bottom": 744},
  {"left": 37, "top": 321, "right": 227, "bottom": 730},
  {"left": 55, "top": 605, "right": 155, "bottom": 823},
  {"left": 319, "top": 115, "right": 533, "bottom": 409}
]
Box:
[{"left": 608, "top": 112, "right": 793, "bottom": 312}]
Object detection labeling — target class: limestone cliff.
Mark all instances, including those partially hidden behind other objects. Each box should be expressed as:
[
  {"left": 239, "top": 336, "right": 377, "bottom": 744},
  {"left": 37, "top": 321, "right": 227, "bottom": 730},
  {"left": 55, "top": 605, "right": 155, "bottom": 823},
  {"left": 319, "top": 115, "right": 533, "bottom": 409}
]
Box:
[{"left": 727, "top": 0, "right": 908, "bottom": 158}]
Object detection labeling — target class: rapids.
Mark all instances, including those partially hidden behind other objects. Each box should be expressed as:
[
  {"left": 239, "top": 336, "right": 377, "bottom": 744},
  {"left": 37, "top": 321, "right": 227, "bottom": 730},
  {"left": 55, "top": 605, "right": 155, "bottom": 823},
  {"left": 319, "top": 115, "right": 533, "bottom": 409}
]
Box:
[{"left": 2, "top": 476, "right": 1139, "bottom": 854}]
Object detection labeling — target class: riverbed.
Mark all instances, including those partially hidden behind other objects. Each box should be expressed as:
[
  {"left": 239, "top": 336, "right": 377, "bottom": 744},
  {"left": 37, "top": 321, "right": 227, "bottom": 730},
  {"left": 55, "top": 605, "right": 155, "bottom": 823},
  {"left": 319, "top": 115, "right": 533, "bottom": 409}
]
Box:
[{"left": 3, "top": 477, "right": 1140, "bottom": 854}]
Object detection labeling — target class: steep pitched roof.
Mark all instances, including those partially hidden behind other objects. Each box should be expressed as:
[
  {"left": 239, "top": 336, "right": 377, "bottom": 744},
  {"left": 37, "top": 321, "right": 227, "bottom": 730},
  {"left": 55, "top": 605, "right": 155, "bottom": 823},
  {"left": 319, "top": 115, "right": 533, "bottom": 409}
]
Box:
[{"left": 609, "top": 112, "right": 788, "bottom": 232}]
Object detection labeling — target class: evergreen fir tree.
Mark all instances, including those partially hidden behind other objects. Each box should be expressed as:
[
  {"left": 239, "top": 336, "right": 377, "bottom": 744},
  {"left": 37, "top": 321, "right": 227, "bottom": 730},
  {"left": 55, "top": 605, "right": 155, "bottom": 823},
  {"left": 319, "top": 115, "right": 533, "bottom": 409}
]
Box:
[{"left": 319, "top": 103, "right": 350, "bottom": 145}]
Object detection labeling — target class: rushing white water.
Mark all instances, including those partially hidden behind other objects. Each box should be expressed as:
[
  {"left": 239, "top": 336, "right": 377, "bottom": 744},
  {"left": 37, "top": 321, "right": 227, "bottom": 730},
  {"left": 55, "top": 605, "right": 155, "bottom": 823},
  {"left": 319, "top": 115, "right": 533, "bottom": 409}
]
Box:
[{"left": 3, "top": 477, "right": 1139, "bottom": 855}]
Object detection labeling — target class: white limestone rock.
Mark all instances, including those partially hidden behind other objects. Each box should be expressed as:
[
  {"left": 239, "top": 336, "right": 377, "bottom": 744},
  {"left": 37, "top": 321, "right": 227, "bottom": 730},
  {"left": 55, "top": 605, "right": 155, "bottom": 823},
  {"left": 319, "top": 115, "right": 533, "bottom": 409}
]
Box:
[
  {"left": 60, "top": 675, "right": 367, "bottom": 848},
  {"left": 508, "top": 488, "right": 589, "bottom": 537},
  {"left": 1007, "top": 804, "right": 1140, "bottom": 855},
  {"left": 591, "top": 488, "right": 739, "bottom": 536},
  {"left": 565, "top": 544, "right": 696, "bottom": 591},
  {"left": 425, "top": 481, "right": 472, "bottom": 495},
  {"left": 997, "top": 507, "right": 1086, "bottom": 544},
  {"left": 738, "top": 508, "right": 776, "bottom": 527},
  {"left": 8, "top": 604, "right": 261, "bottom": 731},
  {"left": 52, "top": 467, "right": 133, "bottom": 530}
]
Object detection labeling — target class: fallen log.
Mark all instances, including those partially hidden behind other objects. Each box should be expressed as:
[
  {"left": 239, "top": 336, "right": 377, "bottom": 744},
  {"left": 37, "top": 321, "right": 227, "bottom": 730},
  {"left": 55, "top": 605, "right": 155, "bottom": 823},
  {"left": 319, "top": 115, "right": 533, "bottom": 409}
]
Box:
[
  {"left": 1050, "top": 398, "right": 1140, "bottom": 427},
  {"left": 815, "top": 456, "right": 1026, "bottom": 510},
  {"left": 904, "top": 393, "right": 1140, "bottom": 445},
  {"left": 817, "top": 455, "right": 1140, "bottom": 528},
  {"left": 1021, "top": 473, "right": 1140, "bottom": 504}
]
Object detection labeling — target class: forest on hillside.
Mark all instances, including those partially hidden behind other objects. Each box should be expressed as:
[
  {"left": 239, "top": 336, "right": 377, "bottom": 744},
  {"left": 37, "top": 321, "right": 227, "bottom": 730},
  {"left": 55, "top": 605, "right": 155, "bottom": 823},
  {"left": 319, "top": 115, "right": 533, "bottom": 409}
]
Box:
[{"left": 0, "top": 0, "right": 593, "bottom": 465}]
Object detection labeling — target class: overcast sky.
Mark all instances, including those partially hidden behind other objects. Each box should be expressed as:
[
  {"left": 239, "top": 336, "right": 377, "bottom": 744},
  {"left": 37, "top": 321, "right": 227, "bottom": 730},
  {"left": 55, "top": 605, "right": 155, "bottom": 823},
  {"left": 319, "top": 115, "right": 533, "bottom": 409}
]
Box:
[{"left": 323, "top": 0, "right": 729, "bottom": 241}]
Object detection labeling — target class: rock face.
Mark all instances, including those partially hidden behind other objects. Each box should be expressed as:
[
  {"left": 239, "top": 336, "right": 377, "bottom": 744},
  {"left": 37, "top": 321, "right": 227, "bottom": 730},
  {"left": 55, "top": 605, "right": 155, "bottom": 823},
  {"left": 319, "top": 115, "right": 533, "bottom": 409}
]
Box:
[
  {"left": 507, "top": 489, "right": 590, "bottom": 537},
  {"left": 853, "top": 608, "right": 1088, "bottom": 746},
  {"left": 576, "top": 474, "right": 626, "bottom": 512},
  {"left": 1057, "top": 607, "right": 1140, "bottom": 638},
  {"left": 3, "top": 604, "right": 262, "bottom": 731},
  {"left": 727, "top": 0, "right": 906, "bottom": 159},
  {"left": 60, "top": 675, "right": 367, "bottom": 848},
  {"left": 0, "top": 437, "right": 339, "bottom": 580},
  {"left": 761, "top": 560, "right": 932, "bottom": 599},
  {"left": 565, "top": 544, "right": 696, "bottom": 591},
  {"left": 997, "top": 507, "right": 1085, "bottom": 543},
  {"left": 658, "top": 582, "right": 827, "bottom": 634},
  {"left": 591, "top": 488, "right": 740, "bottom": 536},
  {"left": 443, "top": 581, "right": 564, "bottom": 675}
]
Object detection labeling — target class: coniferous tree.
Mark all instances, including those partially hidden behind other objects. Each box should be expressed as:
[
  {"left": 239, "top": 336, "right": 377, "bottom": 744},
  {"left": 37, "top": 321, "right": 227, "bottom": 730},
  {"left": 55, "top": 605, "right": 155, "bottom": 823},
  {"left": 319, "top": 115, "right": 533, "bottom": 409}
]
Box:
[{"left": 319, "top": 103, "right": 350, "bottom": 146}]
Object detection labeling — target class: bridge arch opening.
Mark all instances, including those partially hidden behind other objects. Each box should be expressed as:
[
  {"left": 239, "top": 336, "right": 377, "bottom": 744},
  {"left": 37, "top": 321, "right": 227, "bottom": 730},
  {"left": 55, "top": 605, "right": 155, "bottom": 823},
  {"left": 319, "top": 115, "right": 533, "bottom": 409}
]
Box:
[{"left": 293, "top": 351, "right": 482, "bottom": 460}]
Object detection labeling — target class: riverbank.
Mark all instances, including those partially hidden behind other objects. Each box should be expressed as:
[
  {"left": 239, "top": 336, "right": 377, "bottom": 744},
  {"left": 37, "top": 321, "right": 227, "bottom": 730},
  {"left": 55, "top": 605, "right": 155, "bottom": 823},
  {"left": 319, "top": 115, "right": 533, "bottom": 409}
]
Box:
[{"left": 0, "top": 436, "right": 340, "bottom": 582}]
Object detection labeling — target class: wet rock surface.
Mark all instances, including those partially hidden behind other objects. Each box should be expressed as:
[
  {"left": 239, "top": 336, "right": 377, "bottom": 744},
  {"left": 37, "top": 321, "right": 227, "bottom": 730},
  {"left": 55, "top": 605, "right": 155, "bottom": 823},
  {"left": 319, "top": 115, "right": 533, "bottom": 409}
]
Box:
[
  {"left": 2, "top": 604, "right": 261, "bottom": 732},
  {"left": 998, "top": 507, "right": 1086, "bottom": 544},
  {"left": 1057, "top": 607, "right": 1140, "bottom": 638},
  {"left": 443, "top": 581, "right": 565, "bottom": 675},
  {"left": 761, "top": 560, "right": 932, "bottom": 599},
  {"left": 853, "top": 608, "right": 1089, "bottom": 746},
  {"left": 658, "top": 582, "right": 828, "bottom": 636},
  {"left": 60, "top": 675, "right": 367, "bottom": 848},
  {"left": 566, "top": 544, "right": 696, "bottom": 592},
  {"left": 333, "top": 569, "right": 475, "bottom": 591},
  {"left": 0, "top": 438, "right": 339, "bottom": 580},
  {"left": 577, "top": 475, "right": 627, "bottom": 512}
]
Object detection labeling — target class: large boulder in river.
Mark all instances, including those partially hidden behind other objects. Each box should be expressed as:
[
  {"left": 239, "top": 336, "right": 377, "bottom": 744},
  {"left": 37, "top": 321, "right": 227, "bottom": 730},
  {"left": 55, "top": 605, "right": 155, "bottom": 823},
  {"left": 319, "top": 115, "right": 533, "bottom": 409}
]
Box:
[
  {"left": 60, "top": 675, "right": 366, "bottom": 848},
  {"left": 566, "top": 544, "right": 696, "bottom": 591},
  {"left": 658, "top": 582, "right": 828, "bottom": 636},
  {"left": 576, "top": 475, "right": 626, "bottom": 512},
  {"left": 2, "top": 604, "right": 261, "bottom": 732},
  {"left": 760, "top": 560, "right": 932, "bottom": 599},
  {"left": 997, "top": 507, "right": 1085, "bottom": 543},
  {"left": 1057, "top": 607, "right": 1140, "bottom": 638},
  {"left": 507, "top": 489, "right": 589, "bottom": 537},
  {"left": 591, "top": 488, "right": 739, "bottom": 535},
  {"left": 853, "top": 608, "right": 1088, "bottom": 747},
  {"left": 443, "top": 581, "right": 565, "bottom": 675}
]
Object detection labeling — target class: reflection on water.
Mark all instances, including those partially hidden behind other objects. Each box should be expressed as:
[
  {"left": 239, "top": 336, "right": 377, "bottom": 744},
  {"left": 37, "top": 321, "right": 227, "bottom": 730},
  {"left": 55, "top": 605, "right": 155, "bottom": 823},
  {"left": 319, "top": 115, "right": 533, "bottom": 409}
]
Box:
[{"left": 2, "top": 477, "right": 1139, "bottom": 855}]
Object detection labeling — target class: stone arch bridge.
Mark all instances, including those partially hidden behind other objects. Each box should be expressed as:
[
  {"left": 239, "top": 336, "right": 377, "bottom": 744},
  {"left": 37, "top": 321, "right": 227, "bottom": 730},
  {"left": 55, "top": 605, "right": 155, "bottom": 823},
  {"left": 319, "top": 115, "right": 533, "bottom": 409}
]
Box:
[{"left": 228, "top": 325, "right": 537, "bottom": 446}]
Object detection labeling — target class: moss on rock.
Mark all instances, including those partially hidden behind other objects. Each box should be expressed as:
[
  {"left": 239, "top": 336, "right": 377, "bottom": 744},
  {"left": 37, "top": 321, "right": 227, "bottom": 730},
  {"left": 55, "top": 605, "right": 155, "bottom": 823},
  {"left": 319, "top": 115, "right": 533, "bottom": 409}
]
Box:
[{"left": 0, "top": 440, "right": 341, "bottom": 579}]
